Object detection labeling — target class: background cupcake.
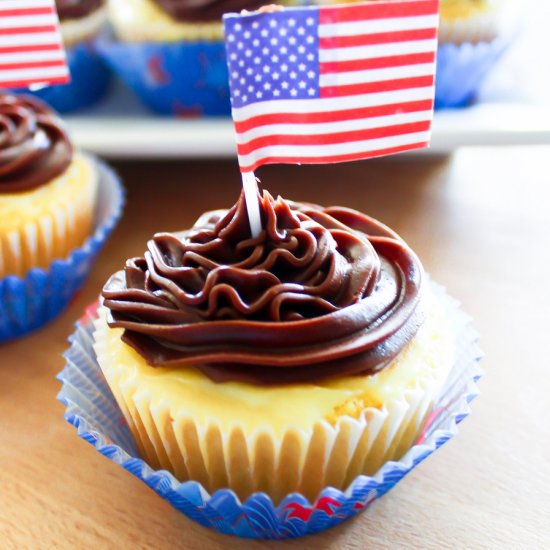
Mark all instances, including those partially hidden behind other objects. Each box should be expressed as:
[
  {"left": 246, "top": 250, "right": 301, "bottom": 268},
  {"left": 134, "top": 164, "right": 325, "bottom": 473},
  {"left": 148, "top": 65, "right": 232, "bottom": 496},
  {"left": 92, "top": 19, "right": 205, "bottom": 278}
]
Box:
[
  {"left": 436, "top": 0, "right": 522, "bottom": 108},
  {"left": 29, "top": 1, "right": 111, "bottom": 113},
  {"left": 98, "top": 1, "right": 293, "bottom": 116},
  {"left": 0, "top": 93, "right": 123, "bottom": 341}
]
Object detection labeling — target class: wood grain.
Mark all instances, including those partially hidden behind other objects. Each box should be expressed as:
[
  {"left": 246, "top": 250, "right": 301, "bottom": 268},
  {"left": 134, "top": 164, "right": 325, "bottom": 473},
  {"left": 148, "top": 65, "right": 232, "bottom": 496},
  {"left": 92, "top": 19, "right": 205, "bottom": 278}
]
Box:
[{"left": 1, "top": 146, "right": 550, "bottom": 549}]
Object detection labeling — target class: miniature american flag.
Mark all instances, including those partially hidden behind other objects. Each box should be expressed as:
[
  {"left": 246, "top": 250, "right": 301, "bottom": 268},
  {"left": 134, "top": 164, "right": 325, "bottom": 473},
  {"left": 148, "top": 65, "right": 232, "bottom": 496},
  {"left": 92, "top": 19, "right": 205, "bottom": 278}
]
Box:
[
  {"left": 224, "top": 0, "right": 439, "bottom": 172},
  {"left": 0, "top": 0, "right": 69, "bottom": 88}
]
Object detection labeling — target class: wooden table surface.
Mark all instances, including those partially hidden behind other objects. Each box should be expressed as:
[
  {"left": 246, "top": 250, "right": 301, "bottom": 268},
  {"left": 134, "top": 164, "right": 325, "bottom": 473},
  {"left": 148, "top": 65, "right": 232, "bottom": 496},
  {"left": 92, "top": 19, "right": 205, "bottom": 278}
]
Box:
[{"left": 1, "top": 146, "right": 549, "bottom": 549}]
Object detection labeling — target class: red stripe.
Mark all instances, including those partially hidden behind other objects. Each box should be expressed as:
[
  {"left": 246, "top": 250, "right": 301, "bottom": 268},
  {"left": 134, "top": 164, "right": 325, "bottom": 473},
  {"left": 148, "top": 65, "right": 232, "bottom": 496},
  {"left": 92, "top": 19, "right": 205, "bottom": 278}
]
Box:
[
  {"left": 235, "top": 100, "right": 434, "bottom": 133},
  {"left": 321, "top": 52, "right": 435, "bottom": 73},
  {"left": 0, "top": 75, "right": 69, "bottom": 89},
  {"left": 320, "top": 28, "right": 437, "bottom": 49},
  {"left": 319, "top": 0, "right": 439, "bottom": 23},
  {"left": 0, "top": 25, "right": 57, "bottom": 35},
  {"left": 237, "top": 121, "right": 431, "bottom": 156},
  {"left": 0, "top": 7, "right": 54, "bottom": 17},
  {"left": 321, "top": 75, "right": 434, "bottom": 97},
  {"left": 0, "top": 43, "right": 61, "bottom": 54},
  {"left": 0, "top": 59, "right": 65, "bottom": 71},
  {"left": 240, "top": 142, "right": 430, "bottom": 172}
]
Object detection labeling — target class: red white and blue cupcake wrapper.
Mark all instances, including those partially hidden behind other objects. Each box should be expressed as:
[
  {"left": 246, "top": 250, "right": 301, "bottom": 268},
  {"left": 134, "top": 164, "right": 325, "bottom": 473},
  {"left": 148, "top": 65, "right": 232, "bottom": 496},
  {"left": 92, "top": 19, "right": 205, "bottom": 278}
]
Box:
[
  {"left": 0, "top": 162, "right": 124, "bottom": 343},
  {"left": 57, "top": 283, "right": 482, "bottom": 540},
  {"left": 28, "top": 42, "right": 111, "bottom": 113},
  {"left": 96, "top": 35, "right": 231, "bottom": 117}
]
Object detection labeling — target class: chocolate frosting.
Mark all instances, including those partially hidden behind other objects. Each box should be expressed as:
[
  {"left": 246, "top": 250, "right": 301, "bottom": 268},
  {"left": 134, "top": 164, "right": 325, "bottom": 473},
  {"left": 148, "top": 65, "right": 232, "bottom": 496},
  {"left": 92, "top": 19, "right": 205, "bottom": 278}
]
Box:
[
  {"left": 103, "top": 192, "right": 425, "bottom": 385},
  {"left": 151, "top": 0, "right": 269, "bottom": 22},
  {"left": 0, "top": 94, "right": 73, "bottom": 193},
  {"left": 56, "top": 0, "right": 104, "bottom": 20}
]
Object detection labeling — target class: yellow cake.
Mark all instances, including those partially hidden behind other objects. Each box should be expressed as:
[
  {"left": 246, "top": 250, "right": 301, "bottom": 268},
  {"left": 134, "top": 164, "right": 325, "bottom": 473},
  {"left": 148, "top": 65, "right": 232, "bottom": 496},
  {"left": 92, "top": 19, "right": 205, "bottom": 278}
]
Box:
[
  {"left": 94, "top": 192, "right": 456, "bottom": 503},
  {"left": 0, "top": 94, "right": 98, "bottom": 278}
]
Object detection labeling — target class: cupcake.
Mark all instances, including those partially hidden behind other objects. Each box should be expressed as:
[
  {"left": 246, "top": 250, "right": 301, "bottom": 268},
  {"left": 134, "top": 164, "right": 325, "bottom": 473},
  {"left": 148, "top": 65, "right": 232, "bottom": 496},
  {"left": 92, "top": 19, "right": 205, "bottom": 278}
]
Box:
[
  {"left": 435, "top": 0, "right": 521, "bottom": 108},
  {"left": 92, "top": 190, "right": 457, "bottom": 504},
  {"left": 98, "top": 1, "right": 293, "bottom": 116},
  {"left": 0, "top": 93, "right": 123, "bottom": 341},
  {"left": 29, "top": 1, "right": 111, "bottom": 113}
]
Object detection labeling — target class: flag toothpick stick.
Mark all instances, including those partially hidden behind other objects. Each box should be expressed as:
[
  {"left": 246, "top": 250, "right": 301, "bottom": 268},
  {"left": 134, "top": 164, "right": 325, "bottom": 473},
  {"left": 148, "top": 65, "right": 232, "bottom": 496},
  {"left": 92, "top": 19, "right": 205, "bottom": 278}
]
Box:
[{"left": 242, "top": 171, "right": 262, "bottom": 238}]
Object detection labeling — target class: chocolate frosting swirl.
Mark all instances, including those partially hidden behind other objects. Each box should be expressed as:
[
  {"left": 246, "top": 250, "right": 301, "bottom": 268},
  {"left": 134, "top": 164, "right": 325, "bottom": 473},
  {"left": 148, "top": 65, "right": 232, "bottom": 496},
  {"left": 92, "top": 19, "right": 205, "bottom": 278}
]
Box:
[
  {"left": 56, "top": 0, "right": 104, "bottom": 20},
  {"left": 103, "top": 192, "right": 425, "bottom": 385},
  {"left": 0, "top": 94, "right": 73, "bottom": 193},
  {"left": 152, "top": 0, "right": 269, "bottom": 22}
]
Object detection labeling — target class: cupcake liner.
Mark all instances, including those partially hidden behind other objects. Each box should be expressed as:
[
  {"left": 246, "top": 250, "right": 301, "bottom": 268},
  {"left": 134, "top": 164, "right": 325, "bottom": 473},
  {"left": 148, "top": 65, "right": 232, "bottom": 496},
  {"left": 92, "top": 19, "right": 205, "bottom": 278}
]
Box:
[
  {"left": 28, "top": 42, "right": 111, "bottom": 113},
  {"left": 0, "top": 162, "right": 124, "bottom": 343},
  {"left": 58, "top": 283, "right": 482, "bottom": 539},
  {"left": 96, "top": 35, "right": 230, "bottom": 116},
  {"left": 435, "top": 38, "right": 510, "bottom": 109},
  {"left": 92, "top": 297, "right": 452, "bottom": 503}
]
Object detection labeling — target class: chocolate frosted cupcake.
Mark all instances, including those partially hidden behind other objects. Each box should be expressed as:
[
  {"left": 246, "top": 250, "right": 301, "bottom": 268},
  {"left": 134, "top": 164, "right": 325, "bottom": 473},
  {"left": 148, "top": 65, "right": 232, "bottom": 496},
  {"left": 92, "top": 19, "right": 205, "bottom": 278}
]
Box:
[
  {"left": 0, "top": 92, "right": 124, "bottom": 342},
  {"left": 0, "top": 93, "right": 98, "bottom": 277},
  {"left": 94, "top": 191, "right": 455, "bottom": 502}
]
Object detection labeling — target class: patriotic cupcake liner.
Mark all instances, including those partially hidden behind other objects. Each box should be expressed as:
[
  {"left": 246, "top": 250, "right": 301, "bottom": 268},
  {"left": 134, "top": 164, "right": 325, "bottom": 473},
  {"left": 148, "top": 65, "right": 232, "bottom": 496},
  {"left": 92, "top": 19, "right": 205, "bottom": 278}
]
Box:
[
  {"left": 96, "top": 36, "right": 230, "bottom": 117},
  {"left": 57, "top": 283, "right": 482, "bottom": 540},
  {"left": 435, "top": 38, "right": 510, "bottom": 109},
  {"left": 0, "top": 162, "right": 124, "bottom": 343},
  {"left": 29, "top": 42, "right": 111, "bottom": 113}
]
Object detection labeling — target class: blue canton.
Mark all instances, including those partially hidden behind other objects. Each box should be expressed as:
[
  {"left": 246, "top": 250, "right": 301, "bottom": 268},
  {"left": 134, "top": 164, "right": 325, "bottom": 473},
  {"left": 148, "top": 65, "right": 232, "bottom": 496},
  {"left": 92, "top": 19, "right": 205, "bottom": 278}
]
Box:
[{"left": 224, "top": 9, "right": 320, "bottom": 108}]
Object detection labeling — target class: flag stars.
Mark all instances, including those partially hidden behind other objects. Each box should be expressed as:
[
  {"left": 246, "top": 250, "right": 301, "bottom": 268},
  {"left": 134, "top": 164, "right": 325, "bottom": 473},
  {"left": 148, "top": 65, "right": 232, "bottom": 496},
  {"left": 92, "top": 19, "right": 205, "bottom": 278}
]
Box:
[{"left": 227, "top": 12, "right": 320, "bottom": 106}]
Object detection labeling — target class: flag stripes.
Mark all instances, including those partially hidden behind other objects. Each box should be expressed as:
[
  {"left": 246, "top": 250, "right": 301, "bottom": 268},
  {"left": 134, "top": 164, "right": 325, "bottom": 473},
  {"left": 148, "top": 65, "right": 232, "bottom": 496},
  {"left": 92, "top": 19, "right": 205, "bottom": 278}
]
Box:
[{"left": 0, "top": 0, "right": 69, "bottom": 88}]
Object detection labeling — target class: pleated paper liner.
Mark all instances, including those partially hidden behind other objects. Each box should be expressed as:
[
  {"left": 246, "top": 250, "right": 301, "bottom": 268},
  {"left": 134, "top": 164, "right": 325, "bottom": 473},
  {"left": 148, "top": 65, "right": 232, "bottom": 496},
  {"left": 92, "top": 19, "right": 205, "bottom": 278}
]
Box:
[
  {"left": 96, "top": 34, "right": 231, "bottom": 116},
  {"left": 58, "top": 283, "right": 482, "bottom": 539},
  {"left": 0, "top": 161, "right": 124, "bottom": 342},
  {"left": 92, "top": 294, "right": 453, "bottom": 504}
]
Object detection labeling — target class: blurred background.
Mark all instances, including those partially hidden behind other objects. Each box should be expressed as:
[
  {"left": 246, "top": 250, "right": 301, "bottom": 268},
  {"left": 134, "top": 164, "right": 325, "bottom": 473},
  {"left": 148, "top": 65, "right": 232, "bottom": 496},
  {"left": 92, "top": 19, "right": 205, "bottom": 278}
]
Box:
[{"left": 19, "top": 0, "right": 550, "bottom": 160}]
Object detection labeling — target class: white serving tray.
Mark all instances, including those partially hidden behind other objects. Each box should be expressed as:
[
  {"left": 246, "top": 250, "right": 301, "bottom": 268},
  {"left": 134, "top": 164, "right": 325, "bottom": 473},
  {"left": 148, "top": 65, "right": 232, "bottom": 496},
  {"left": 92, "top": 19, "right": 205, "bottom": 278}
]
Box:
[{"left": 65, "top": 92, "right": 550, "bottom": 159}]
